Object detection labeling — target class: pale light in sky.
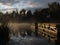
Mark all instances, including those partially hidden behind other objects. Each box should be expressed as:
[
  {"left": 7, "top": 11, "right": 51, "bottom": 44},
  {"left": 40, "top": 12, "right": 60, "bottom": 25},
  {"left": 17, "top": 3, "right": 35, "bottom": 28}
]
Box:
[{"left": 0, "top": 0, "right": 60, "bottom": 9}]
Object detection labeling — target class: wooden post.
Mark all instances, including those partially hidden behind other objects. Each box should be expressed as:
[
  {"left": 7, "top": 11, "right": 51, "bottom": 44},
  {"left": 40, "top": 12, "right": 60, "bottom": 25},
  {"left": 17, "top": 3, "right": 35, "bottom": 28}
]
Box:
[
  {"left": 35, "top": 22, "right": 38, "bottom": 36},
  {"left": 56, "top": 24, "right": 60, "bottom": 45}
]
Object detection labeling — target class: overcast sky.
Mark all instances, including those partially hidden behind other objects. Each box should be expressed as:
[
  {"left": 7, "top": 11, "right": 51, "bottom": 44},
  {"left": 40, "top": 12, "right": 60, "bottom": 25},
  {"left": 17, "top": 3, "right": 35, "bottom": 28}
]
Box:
[{"left": 0, "top": 0, "right": 60, "bottom": 9}]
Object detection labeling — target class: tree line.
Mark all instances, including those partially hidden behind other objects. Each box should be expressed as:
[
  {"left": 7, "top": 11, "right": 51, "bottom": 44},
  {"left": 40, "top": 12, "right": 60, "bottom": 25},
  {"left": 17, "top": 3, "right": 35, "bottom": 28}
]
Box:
[{"left": 0, "top": 2, "right": 60, "bottom": 22}]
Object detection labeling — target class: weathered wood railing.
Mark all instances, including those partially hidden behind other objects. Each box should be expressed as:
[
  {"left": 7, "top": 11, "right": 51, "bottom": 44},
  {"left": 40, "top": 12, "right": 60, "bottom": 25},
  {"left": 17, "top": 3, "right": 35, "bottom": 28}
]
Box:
[{"left": 31, "top": 23, "right": 57, "bottom": 43}]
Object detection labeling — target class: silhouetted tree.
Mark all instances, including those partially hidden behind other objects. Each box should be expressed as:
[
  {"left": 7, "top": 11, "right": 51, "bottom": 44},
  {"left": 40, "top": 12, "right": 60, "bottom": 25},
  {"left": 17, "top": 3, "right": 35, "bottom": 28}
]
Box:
[
  {"left": 33, "top": 10, "right": 39, "bottom": 21},
  {"left": 5, "top": 12, "right": 9, "bottom": 15},
  {"left": 40, "top": 8, "right": 49, "bottom": 22},
  {"left": 12, "top": 11, "right": 16, "bottom": 18},
  {"left": 0, "top": 12, "right": 3, "bottom": 15},
  {"left": 20, "top": 9, "right": 26, "bottom": 20},
  {"left": 15, "top": 9, "right": 19, "bottom": 16},
  {"left": 20, "top": 9, "right": 26, "bottom": 16},
  {"left": 26, "top": 10, "right": 32, "bottom": 18},
  {"left": 48, "top": 2, "right": 60, "bottom": 20}
]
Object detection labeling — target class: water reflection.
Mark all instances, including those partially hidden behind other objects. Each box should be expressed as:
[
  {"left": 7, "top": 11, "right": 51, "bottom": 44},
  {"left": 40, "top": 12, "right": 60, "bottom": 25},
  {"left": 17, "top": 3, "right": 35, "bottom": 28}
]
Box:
[{"left": 0, "top": 22, "right": 57, "bottom": 45}]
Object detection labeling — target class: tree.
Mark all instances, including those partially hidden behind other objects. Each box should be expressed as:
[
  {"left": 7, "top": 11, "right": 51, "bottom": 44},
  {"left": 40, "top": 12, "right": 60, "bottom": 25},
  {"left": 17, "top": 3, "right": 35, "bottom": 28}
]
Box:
[
  {"left": 0, "top": 12, "right": 3, "bottom": 15},
  {"left": 26, "top": 10, "right": 32, "bottom": 18},
  {"left": 39, "top": 8, "right": 49, "bottom": 22},
  {"left": 48, "top": 2, "right": 60, "bottom": 20},
  {"left": 33, "top": 10, "right": 39, "bottom": 21},
  {"left": 20, "top": 9, "right": 26, "bottom": 20},
  {"left": 12, "top": 11, "right": 16, "bottom": 18},
  {"left": 15, "top": 9, "right": 18, "bottom": 15},
  {"left": 20, "top": 9, "right": 26, "bottom": 16},
  {"left": 48, "top": 2, "right": 60, "bottom": 12}
]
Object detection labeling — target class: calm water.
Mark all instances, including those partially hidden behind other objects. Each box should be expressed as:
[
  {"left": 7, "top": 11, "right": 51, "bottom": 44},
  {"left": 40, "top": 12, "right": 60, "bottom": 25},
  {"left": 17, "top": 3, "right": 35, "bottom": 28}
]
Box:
[
  {"left": 0, "top": 22, "right": 56, "bottom": 33},
  {"left": 0, "top": 22, "right": 56, "bottom": 45}
]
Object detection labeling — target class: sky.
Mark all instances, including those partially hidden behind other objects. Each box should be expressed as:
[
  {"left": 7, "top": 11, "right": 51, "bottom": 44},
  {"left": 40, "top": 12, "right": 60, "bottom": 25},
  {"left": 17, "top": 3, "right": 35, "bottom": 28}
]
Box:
[{"left": 0, "top": 0, "right": 60, "bottom": 10}]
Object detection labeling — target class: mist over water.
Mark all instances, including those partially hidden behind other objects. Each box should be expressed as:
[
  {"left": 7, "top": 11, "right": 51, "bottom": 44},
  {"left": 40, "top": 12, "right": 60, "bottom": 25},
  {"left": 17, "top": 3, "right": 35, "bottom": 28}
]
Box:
[{"left": 8, "top": 23, "right": 31, "bottom": 30}]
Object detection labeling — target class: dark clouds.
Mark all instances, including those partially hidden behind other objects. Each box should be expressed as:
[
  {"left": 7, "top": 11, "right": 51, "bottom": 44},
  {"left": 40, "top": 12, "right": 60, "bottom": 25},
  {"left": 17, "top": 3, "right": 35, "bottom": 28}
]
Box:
[
  {"left": 0, "top": 0, "right": 60, "bottom": 9},
  {"left": 0, "top": 0, "right": 19, "bottom": 4},
  {"left": 0, "top": 0, "right": 57, "bottom": 5},
  {"left": 0, "top": 0, "right": 23, "bottom": 6}
]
